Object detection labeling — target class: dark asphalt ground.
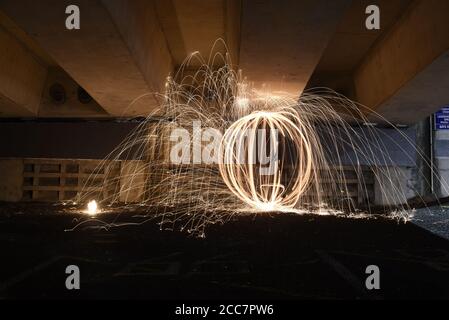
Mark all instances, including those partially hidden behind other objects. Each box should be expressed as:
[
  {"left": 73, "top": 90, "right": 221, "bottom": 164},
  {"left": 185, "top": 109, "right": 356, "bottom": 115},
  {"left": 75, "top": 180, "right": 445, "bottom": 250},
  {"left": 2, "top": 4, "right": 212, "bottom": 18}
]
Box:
[{"left": 0, "top": 203, "right": 448, "bottom": 300}]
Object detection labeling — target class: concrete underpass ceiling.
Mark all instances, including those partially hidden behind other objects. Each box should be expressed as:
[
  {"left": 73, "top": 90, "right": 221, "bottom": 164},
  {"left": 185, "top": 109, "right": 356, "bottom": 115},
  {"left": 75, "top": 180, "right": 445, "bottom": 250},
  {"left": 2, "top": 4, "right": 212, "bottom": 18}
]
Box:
[
  {"left": 0, "top": 8, "right": 108, "bottom": 118},
  {"left": 306, "top": 0, "right": 413, "bottom": 97},
  {"left": 0, "top": 0, "right": 448, "bottom": 125},
  {"left": 155, "top": 0, "right": 233, "bottom": 69}
]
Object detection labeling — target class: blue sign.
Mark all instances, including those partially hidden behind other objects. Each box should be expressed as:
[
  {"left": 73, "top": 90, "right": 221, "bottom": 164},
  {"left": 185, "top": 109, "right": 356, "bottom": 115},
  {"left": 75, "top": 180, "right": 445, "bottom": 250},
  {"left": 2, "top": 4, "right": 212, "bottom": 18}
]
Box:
[{"left": 435, "top": 107, "right": 449, "bottom": 130}]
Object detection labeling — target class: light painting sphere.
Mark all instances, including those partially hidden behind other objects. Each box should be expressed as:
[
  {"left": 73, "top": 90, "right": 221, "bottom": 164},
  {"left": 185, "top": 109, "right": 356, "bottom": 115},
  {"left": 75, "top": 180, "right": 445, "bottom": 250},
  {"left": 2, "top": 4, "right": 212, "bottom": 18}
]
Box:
[{"left": 219, "top": 110, "right": 314, "bottom": 211}]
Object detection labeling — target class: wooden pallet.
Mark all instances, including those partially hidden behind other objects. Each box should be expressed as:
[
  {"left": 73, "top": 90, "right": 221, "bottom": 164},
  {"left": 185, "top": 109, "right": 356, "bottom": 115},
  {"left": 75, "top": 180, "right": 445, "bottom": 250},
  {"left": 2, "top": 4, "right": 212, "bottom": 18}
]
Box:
[
  {"left": 146, "top": 163, "right": 376, "bottom": 206},
  {"left": 20, "top": 158, "right": 375, "bottom": 205},
  {"left": 22, "top": 158, "right": 121, "bottom": 201}
]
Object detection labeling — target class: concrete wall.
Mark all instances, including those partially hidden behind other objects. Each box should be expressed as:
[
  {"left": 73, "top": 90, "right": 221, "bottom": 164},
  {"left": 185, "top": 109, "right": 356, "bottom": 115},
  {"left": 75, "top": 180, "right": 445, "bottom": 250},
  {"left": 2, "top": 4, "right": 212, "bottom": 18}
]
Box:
[
  {"left": 366, "top": 122, "right": 449, "bottom": 205},
  {"left": 340, "top": 127, "right": 417, "bottom": 167},
  {"left": 321, "top": 126, "right": 419, "bottom": 205},
  {"left": 0, "top": 122, "right": 425, "bottom": 205},
  {"left": 0, "top": 121, "right": 138, "bottom": 159},
  {"left": 39, "top": 68, "right": 107, "bottom": 117},
  {"left": 374, "top": 166, "right": 416, "bottom": 206}
]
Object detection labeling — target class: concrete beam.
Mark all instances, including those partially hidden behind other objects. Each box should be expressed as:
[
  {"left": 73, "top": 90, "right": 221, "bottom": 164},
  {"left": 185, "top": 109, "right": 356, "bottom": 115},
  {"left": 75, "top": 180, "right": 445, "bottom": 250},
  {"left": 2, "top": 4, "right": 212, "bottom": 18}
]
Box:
[
  {"left": 163, "top": 0, "right": 227, "bottom": 66},
  {"left": 0, "top": 0, "right": 173, "bottom": 117},
  {"left": 225, "top": 0, "right": 241, "bottom": 68},
  {"left": 354, "top": 0, "right": 449, "bottom": 124},
  {"left": 102, "top": 0, "right": 173, "bottom": 96},
  {"left": 238, "top": 0, "right": 351, "bottom": 97},
  {"left": 0, "top": 25, "right": 47, "bottom": 117},
  {"left": 155, "top": 0, "right": 240, "bottom": 69},
  {"left": 39, "top": 68, "right": 108, "bottom": 118}
]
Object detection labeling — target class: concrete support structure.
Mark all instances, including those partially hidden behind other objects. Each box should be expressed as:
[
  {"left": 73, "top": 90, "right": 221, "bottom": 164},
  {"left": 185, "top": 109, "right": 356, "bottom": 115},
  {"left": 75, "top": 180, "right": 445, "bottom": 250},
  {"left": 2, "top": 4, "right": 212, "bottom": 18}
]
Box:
[
  {"left": 0, "top": 0, "right": 173, "bottom": 116},
  {"left": 0, "top": 24, "right": 47, "bottom": 116},
  {"left": 239, "top": 0, "right": 350, "bottom": 97},
  {"left": 414, "top": 118, "right": 433, "bottom": 197},
  {"left": 354, "top": 0, "right": 449, "bottom": 124},
  {"left": 39, "top": 68, "right": 107, "bottom": 117},
  {"left": 1, "top": 0, "right": 447, "bottom": 124},
  {"left": 374, "top": 166, "right": 415, "bottom": 206},
  {"left": 154, "top": 0, "right": 241, "bottom": 69},
  {"left": 1, "top": 0, "right": 449, "bottom": 207}
]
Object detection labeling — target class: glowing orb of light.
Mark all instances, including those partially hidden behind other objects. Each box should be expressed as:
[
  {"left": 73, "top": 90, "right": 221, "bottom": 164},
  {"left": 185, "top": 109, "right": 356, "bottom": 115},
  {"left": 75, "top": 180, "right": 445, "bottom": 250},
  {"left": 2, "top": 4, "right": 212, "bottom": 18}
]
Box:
[
  {"left": 219, "top": 110, "right": 314, "bottom": 211},
  {"left": 87, "top": 200, "right": 98, "bottom": 216}
]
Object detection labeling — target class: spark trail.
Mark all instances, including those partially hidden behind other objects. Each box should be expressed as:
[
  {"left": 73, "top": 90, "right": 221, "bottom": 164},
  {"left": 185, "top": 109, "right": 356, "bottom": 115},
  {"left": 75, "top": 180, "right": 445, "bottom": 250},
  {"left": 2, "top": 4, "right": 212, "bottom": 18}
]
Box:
[{"left": 73, "top": 44, "right": 447, "bottom": 236}]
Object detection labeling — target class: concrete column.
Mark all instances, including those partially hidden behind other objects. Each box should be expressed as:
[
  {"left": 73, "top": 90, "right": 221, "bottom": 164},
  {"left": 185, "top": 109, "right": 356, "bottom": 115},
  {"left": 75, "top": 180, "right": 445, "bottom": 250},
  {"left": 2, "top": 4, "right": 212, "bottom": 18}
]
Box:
[{"left": 415, "top": 117, "right": 433, "bottom": 197}]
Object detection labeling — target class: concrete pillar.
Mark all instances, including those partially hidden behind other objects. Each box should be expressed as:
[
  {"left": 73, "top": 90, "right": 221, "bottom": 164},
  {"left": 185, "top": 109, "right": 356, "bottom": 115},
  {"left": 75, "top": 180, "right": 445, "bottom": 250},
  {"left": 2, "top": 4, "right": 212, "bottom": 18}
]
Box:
[{"left": 415, "top": 117, "right": 433, "bottom": 197}]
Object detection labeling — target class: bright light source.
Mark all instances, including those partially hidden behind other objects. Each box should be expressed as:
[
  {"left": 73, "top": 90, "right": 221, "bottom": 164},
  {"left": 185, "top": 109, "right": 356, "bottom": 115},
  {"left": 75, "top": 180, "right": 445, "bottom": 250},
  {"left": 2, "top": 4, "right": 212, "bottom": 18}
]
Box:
[
  {"left": 235, "top": 97, "right": 249, "bottom": 109},
  {"left": 87, "top": 200, "right": 98, "bottom": 216}
]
